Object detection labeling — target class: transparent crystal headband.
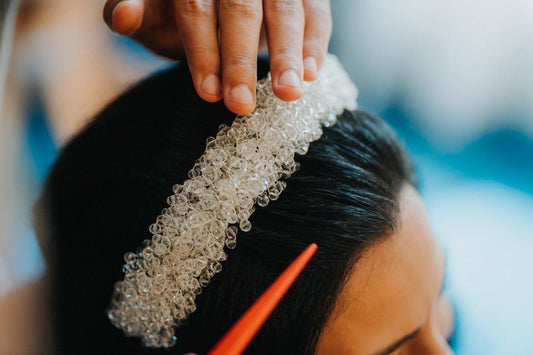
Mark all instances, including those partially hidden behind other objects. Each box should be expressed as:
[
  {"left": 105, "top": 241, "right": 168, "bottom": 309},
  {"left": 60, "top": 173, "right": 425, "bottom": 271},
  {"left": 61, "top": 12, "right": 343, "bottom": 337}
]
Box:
[{"left": 107, "top": 54, "right": 358, "bottom": 348}]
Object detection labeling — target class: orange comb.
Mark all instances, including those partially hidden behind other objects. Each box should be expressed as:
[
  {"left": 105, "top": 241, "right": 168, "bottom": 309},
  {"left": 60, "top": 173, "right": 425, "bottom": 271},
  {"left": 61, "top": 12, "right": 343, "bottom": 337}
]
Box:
[{"left": 208, "top": 243, "right": 318, "bottom": 355}]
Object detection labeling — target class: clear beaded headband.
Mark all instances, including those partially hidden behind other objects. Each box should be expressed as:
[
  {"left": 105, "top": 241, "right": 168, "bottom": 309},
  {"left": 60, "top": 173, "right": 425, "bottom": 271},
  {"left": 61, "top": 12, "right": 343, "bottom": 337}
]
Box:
[{"left": 107, "top": 54, "right": 358, "bottom": 348}]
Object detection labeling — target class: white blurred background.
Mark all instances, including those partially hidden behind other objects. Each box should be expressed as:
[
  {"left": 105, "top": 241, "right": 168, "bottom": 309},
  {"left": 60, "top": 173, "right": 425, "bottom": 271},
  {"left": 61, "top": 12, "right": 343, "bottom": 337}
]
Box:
[{"left": 334, "top": 0, "right": 533, "bottom": 146}]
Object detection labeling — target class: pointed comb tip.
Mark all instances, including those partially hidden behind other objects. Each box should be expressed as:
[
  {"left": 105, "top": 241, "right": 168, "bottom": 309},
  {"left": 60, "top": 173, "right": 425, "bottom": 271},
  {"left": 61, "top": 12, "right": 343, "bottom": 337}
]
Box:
[{"left": 209, "top": 243, "right": 318, "bottom": 355}]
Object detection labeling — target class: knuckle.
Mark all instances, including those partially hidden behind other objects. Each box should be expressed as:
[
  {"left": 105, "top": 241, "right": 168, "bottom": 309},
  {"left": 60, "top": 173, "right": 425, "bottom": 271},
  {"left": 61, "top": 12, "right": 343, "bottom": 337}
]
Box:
[
  {"left": 228, "top": 54, "right": 255, "bottom": 69},
  {"left": 181, "top": 0, "right": 213, "bottom": 17},
  {"left": 221, "top": 0, "right": 262, "bottom": 19},
  {"left": 276, "top": 43, "right": 299, "bottom": 59},
  {"left": 191, "top": 43, "right": 219, "bottom": 59},
  {"left": 303, "top": 38, "right": 325, "bottom": 54},
  {"left": 273, "top": 16, "right": 304, "bottom": 33},
  {"left": 272, "top": 46, "right": 301, "bottom": 68},
  {"left": 268, "top": 0, "right": 300, "bottom": 16}
]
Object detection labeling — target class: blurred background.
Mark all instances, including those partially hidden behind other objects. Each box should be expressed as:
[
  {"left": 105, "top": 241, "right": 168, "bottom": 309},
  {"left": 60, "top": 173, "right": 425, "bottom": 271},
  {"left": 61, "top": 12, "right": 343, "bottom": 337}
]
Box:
[{"left": 0, "top": 0, "right": 532, "bottom": 353}]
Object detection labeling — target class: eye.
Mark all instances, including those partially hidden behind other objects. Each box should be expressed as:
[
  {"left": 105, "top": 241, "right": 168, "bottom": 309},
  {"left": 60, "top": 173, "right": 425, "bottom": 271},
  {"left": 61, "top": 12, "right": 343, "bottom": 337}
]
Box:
[{"left": 388, "top": 348, "right": 402, "bottom": 355}]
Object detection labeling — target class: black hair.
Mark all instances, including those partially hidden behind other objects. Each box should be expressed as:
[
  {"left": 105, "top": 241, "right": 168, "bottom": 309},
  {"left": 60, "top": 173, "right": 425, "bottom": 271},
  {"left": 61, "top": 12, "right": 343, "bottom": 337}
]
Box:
[{"left": 34, "top": 60, "right": 414, "bottom": 354}]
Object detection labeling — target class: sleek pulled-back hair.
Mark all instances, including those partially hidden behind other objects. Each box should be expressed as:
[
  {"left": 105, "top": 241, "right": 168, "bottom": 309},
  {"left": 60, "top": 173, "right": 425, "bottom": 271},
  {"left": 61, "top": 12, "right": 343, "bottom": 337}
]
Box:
[{"left": 34, "top": 60, "right": 414, "bottom": 354}]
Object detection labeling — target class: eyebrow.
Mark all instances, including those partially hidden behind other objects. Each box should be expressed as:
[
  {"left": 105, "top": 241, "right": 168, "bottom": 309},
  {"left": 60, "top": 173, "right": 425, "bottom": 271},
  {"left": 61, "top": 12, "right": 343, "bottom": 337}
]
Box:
[
  {"left": 374, "top": 249, "right": 448, "bottom": 355},
  {"left": 373, "top": 327, "right": 421, "bottom": 355}
]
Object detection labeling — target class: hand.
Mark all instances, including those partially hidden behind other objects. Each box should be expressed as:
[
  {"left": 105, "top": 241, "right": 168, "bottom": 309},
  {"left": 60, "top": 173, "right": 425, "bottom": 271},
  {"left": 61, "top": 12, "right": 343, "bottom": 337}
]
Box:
[{"left": 104, "top": 0, "right": 332, "bottom": 115}]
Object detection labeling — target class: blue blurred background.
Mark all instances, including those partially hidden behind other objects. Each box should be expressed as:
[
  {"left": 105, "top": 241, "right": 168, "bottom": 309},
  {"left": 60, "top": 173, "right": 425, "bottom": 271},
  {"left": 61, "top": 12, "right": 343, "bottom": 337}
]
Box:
[
  {"left": 1, "top": 0, "right": 532, "bottom": 353},
  {"left": 331, "top": 1, "right": 533, "bottom": 353}
]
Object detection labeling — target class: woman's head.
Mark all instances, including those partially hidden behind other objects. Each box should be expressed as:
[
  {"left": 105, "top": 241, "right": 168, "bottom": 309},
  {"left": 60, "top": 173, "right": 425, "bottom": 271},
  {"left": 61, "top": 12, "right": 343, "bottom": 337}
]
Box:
[{"left": 35, "top": 61, "right": 452, "bottom": 354}]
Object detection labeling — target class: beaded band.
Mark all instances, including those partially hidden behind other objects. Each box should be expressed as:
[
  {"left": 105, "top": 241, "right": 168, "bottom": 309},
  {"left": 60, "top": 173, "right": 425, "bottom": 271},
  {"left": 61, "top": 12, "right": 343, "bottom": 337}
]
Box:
[{"left": 107, "top": 54, "right": 358, "bottom": 348}]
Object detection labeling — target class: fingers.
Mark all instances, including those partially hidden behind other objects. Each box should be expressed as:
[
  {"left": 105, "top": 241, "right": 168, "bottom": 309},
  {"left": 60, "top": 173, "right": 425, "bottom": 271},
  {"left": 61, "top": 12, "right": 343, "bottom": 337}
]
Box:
[
  {"left": 103, "top": 0, "right": 331, "bottom": 111},
  {"left": 302, "top": 0, "right": 332, "bottom": 81},
  {"left": 264, "top": 0, "right": 305, "bottom": 101},
  {"left": 103, "top": 0, "right": 145, "bottom": 35},
  {"left": 175, "top": 0, "right": 222, "bottom": 102},
  {"left": 219, "top": 0, "right": 263, "bottom": 115}
]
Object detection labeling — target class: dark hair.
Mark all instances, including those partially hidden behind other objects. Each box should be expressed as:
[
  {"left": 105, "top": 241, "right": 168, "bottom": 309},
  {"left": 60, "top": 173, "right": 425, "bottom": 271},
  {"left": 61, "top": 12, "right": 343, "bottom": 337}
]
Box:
[{"left": 34, "top": 61, "right": 414, "bottom": 354}]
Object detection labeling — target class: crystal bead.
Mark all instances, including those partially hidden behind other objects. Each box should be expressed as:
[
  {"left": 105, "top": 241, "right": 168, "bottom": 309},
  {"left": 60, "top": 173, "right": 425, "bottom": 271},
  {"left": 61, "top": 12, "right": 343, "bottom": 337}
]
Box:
[{"left": 107, "top": 54, "right": 358, "bottom": 348}]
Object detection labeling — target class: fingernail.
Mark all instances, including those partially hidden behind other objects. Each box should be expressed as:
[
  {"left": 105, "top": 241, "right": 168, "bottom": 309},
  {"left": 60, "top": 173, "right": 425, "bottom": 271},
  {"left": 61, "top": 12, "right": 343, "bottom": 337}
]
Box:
[
  {"left": 112, "top": 0, "right": 142, "bottom": 35},
  {"left": 229, "top": 84, "right": 253, "bottom": 105},
  {"left": 278, "top": 69, "right": 301, "bottom": 88},
  {"left": 304, "top": 57, "right": 318, "bottom": 77},
  {"left": 201, "top": 75, "right": 222, "bottom": 96}
]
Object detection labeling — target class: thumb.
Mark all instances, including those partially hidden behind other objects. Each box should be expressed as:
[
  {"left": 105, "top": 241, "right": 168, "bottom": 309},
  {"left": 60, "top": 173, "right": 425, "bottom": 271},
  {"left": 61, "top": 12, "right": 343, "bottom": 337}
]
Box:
[{"left": 103, "top": 0, "right": 144, "bottom": 36}]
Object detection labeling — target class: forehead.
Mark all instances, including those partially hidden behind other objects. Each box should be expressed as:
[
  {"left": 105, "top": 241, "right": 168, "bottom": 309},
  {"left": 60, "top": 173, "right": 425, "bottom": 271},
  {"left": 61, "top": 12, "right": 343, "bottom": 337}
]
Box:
[{"left": 317, "top": 184, "right": 443, "bottom": 354}]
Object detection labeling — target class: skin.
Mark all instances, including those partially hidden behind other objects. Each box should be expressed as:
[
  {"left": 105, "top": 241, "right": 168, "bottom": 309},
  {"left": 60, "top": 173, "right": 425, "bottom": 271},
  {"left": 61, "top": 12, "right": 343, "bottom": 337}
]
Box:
[
  {"left": 317, "top": 184, "right": 455, "bottom": 355},
  {"left": 103, "top": 0, "right": 332, "bottom": 115}
]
